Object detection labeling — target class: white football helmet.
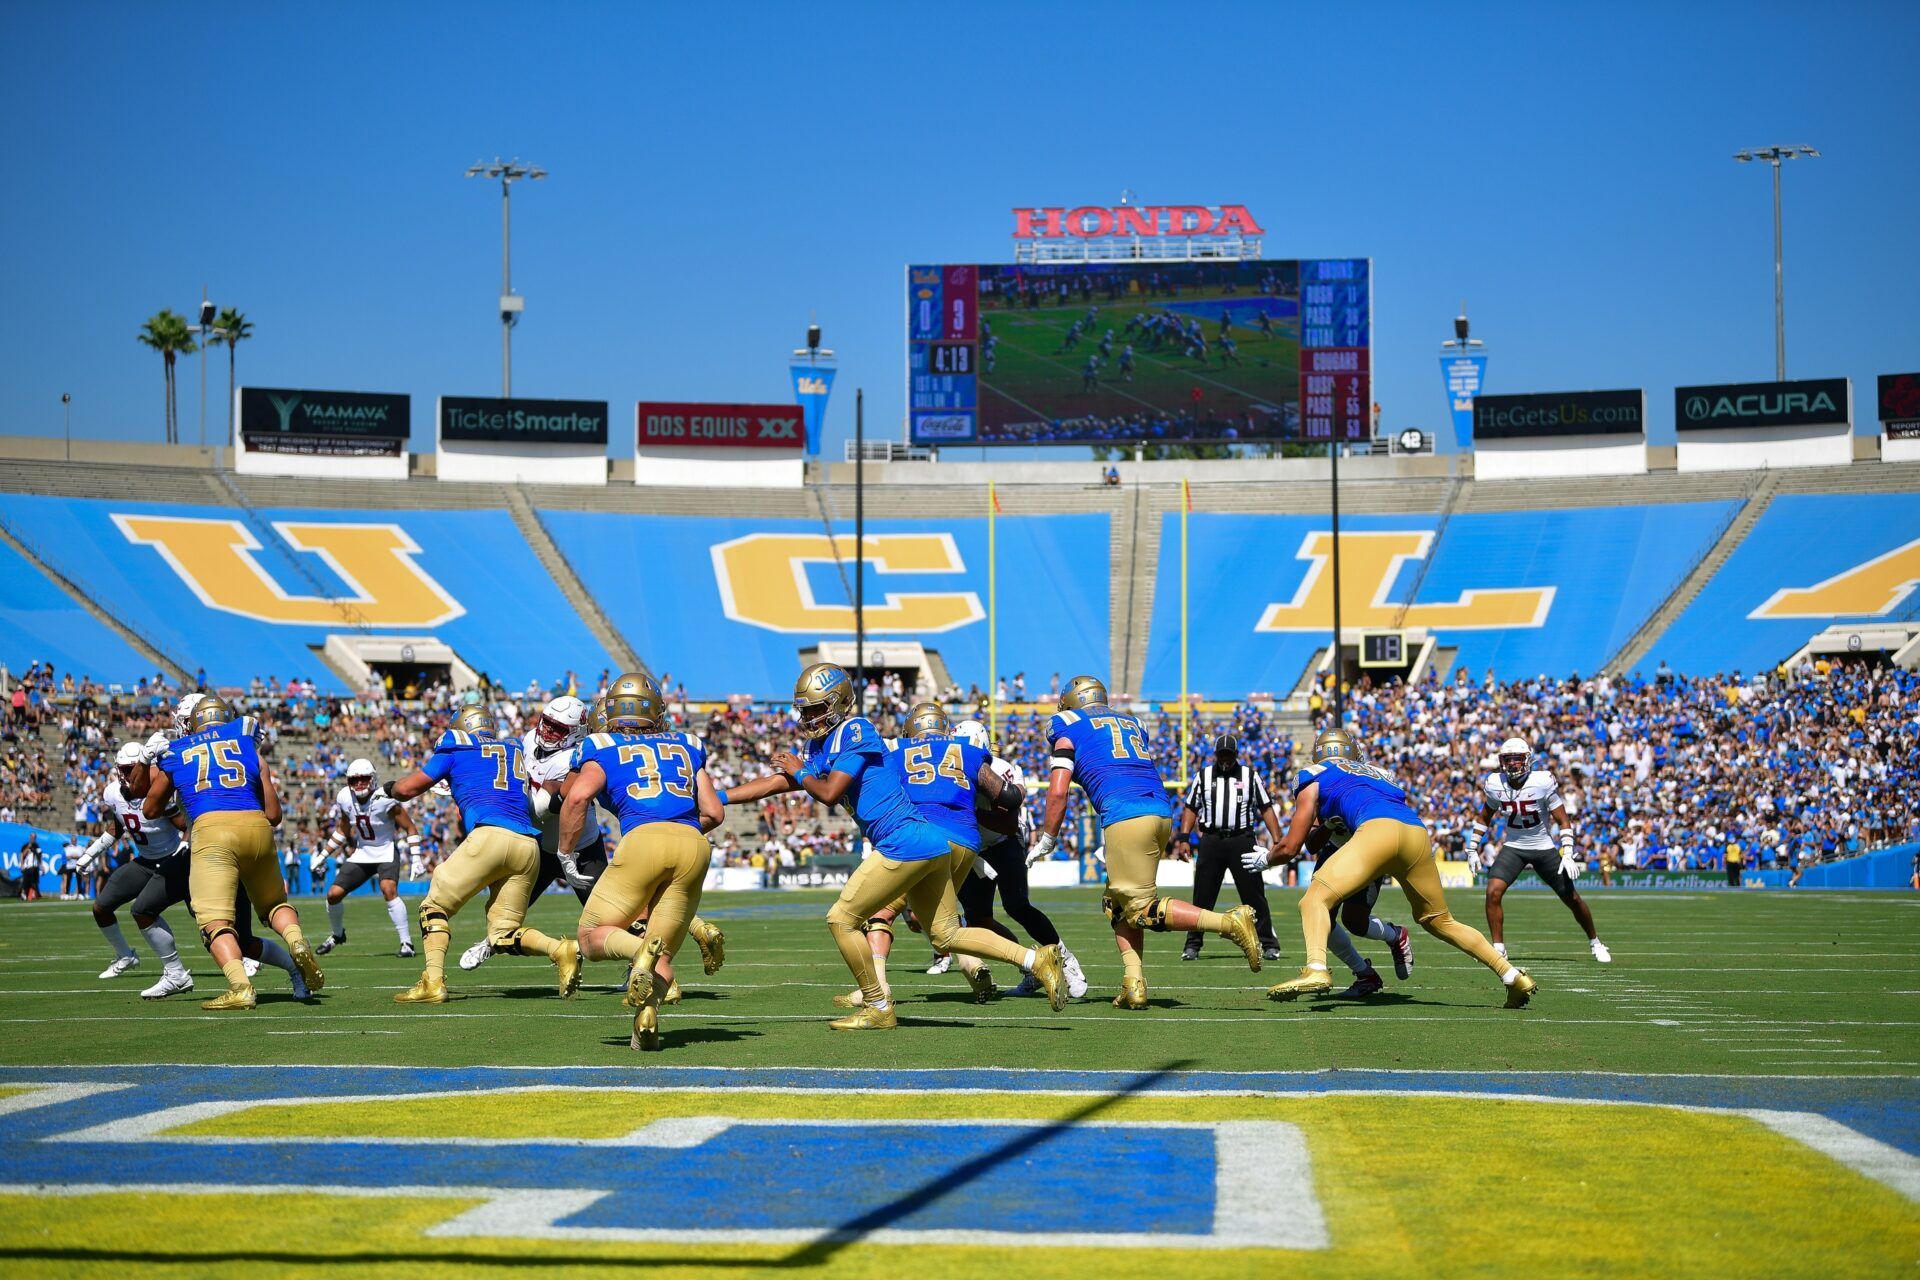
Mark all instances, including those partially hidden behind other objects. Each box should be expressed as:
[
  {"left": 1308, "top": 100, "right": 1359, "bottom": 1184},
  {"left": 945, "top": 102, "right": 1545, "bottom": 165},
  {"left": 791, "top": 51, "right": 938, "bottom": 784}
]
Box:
[
  {"left": 536, "top": 695, "right": 588, "bottom": 751},
  {"left": 953, "top": 718, "right": 991, "bottom": 753},
  {"left": 170, "top": 692, "right": 205, "bottom": 736},
  {"left": 1498, "top": 737, "right": 1532, "bottom": 785},
  {"left": 346, "top": 758, "right": 377, "bottom": 797}
]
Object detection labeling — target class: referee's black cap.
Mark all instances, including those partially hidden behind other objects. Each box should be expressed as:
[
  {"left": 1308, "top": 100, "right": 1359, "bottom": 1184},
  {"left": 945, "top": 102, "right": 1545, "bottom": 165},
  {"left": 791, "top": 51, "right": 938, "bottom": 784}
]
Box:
[{"left": 1212, "top": 733, "right": 1239, "bottom": 756}]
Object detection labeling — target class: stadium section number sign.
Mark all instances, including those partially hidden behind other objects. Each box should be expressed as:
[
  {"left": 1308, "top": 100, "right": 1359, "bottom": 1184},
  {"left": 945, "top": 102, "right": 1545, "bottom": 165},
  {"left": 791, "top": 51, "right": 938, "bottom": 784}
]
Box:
[
  {"left": 1879, "top": 373, "right": 1920, "bottom": 438},
  {"left": 1472, "top": 389, "right": 1645, "bottom": 441},
  {"left": 439, "top": 396, "right": 610, "bottom": 445},
  {"left": 636, "top": 402, "right": 804, "bottom": 449},
  {"left": 237, "top": 386, "right": 408, "bottom": 457},
  {"left": 1674, "top": 377, "right": 1851, "bottom": 431},
  {"left": 907, "top": 258, "right": 1370, "bottom": 446}
]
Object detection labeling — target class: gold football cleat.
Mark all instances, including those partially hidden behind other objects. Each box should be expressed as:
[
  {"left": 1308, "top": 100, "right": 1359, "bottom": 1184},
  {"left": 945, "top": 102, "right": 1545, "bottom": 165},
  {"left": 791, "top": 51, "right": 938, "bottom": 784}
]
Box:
[
  {"left": 1111, "top": 975, "right": 1148, "bottom": 1009},
  {"left": 624, "top": 963, "right": 655, "bottom": 1010},
  {"left": 1221, "top": 905, "right": 1264, "bottom": 972},
  {"left": 554, "top": 939, "right": 583, "bottom": 998},
  {"left": 831, "top": 990, "right": 863, "bottom": 1009},
  {"left": 963, "top": 963, "right": 998, "bottom": 1004},
  {"left": 631, "top": 1005, "right": 661, "bottom": 1052},
  {"left": 1267, "top": 966, "right": 1333, "bottom": 1001},
  {"left": 829, "top": 1003, "right": 898, "bottom": 1031},
  {"left": 1031, "top": 944, "right": 1069, "bottom": 1012},
  {"left": 1504, "top": 969, "right": 1538, "bottom": 1009},
  {"left": 394, "top": 975, "right": 449, "bottom": 1004},
  {"left": 662, "top": 978, "right": 684, "bottom": 1005},
  {"left": 288, "top": 940, "right": 325, "bottom": 994},
  {"left": 689, "top": 918, "right": 726, "bottom": 974},
  {"left": 200, "top": 982, "right": 256, "bottom": 1011}
]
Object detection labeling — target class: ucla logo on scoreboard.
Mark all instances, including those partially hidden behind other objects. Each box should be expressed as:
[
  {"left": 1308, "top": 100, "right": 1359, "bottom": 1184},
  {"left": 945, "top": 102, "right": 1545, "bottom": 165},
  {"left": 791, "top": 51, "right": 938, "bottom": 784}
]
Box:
[{"left": 109, "top": 513, "right": 464, "bottom": 628}]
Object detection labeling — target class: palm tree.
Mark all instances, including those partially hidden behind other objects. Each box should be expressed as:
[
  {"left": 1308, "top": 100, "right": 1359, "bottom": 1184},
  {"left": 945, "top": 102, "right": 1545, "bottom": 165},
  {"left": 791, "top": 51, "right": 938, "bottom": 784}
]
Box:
[
  {"left": 209, "top": 308, "right": 254, "bottom": 440},
  {"left": 137, "top": 309, "right": 197, "bottom": 445}
]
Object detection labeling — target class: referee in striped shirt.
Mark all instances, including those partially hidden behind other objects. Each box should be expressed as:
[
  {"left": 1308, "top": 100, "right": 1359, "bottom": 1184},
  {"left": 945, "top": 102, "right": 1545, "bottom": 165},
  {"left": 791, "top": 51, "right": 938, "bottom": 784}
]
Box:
[{"left": 1179, "top": 734, "right": 1283, "bottom": 961}]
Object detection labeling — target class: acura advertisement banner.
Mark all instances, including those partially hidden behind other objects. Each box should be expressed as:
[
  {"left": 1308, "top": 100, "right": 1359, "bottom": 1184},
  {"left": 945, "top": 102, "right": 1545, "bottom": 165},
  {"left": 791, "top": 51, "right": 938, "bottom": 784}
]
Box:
[
  {"left": 439, "top": 396, "right": 609, "bottom": 446},
  {"left": 636, "top": 402, "right": 805, "bottom": 449},
  {"left": 1472, "top": 388, "right": 1644, "bottom": 441},
  {"left": 1675, "top": 378, "right": 1851, "bottom": 431},
  {"left": 238, "top": 386, "right": 409, "bottom": 456}
]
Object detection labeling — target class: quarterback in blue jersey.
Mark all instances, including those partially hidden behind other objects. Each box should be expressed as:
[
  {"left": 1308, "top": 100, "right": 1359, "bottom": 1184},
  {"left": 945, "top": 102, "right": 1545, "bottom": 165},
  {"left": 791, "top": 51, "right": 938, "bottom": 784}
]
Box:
[
  {"left": 726, "top": 663, "right": 1066, "bottom": 1029},
  {"left": 1029, "top": 675, "right": 1263, "bottom": 1008},
  {"left": 557, "top": 672, "right": 724, "bottom": 1052},
  {"left": 144, "top": 695, "right": 323, "bottom": 1010},
  {"left": 386, "top": 703, "right": 582, "bottom": 1005},
  {"left": 1250, "top": 727, "right": 1537, "bottom": 1007}
]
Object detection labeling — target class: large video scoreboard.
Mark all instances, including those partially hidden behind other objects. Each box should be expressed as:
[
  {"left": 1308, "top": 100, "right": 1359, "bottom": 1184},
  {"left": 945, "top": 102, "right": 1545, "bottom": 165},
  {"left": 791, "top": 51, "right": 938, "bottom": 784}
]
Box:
[{"left": 908, "top": 258, "right": 1369, "bottom": 447}]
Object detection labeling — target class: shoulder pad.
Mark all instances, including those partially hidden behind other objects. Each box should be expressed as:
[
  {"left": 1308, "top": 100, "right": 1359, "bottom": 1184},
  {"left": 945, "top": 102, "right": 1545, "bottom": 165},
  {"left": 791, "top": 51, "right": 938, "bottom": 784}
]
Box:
[
  {"left": 336, "top": 787, "right": 353, "bottom": 808},
  {"left": 1050, "top": 711, "right": 1079, "bottom": 733}
]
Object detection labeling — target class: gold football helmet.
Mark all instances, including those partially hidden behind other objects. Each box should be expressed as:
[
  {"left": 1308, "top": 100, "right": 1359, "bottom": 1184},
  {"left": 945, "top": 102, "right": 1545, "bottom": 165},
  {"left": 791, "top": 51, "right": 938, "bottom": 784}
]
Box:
[
  {"left": 186, "top": 695, "right": 232, "bottom": 733},
  {"left": 1312, "top": 727, "right": 1361, "bottom": 763},
  {"left": 451, "top": 703, "right": 494, "bottom": 737},
  {"left": 1057, "top": 675, "right": 1109, "bottom": 711},
  {"left": 904, "top": 702, "right": 950, "bottom": 739},
  {"left": 586, "top": 697, "right": 610, "bottom": 734},
  {"left": 794, "top": 662, "right": 855, "bottom": 735},
  {"left": 605, "top": 671, "right": 665, "bottom": 731}
]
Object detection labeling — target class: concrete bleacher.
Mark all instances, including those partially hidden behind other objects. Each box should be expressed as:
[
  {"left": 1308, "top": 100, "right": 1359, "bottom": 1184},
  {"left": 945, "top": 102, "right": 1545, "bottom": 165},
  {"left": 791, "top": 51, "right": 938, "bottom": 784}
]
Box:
[{"left": 3, "top": 437, "right": 1920, "bottom": 694}]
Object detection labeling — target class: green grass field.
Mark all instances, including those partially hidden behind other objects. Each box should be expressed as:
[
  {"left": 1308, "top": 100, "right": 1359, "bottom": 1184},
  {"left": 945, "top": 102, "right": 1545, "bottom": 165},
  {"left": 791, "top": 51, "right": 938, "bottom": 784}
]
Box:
[
  {"left": 2, "top": 887, "right": 1916, "bottom": 1278},
  {"left": 979, "top": 299, "right": 1300, "bottom": 436}
]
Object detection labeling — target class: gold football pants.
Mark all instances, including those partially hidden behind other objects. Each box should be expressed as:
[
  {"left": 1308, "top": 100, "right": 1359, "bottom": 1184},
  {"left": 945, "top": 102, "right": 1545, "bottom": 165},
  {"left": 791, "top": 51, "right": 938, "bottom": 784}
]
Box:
[
  {"left": 188, "top": 811, "right": 285, "bottom": 925},
  {"left": 423, "top": 825, "right": 541, "bottom": 946},
  {"left": 1302, "top": 818, "right": 1506, "bottom": 974},
  {"left": 1101, "top": 814, "right": 1173, "bottom": 929},
  {"left": 826, "top": 843, "right": 1027, "bottom": 1005},
  {"left": 578, "top": 821, "right": 711, "bottom": 963}
]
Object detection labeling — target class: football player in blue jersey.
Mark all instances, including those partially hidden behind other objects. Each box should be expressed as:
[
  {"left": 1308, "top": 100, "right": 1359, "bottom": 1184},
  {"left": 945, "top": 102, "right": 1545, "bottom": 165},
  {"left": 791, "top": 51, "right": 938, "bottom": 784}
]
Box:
[
  {"left": 557, "top": 673, "right": 724, "bottom": 1052},
  {"left": 726, "top": 663, "right": 1066, "bottom": 1029},
  {"left": 386, "top": 703, "right": 582, "bottom": 1005},
  {"left": 1249, "top": 728, "right": 1537, "bottom": 1007},
  {"left": 143, "top": 696, "right": 323, "bottom": 1011},
  {"left": 1028, "top": 675, "right": 1263, "bottom": 1008}
]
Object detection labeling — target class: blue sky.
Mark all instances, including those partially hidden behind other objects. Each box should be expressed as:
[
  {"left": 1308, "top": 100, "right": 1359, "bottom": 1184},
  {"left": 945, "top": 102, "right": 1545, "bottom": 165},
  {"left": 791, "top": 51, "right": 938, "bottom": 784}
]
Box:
[{"left": 3, "top": 2, "right": 1914, "bottom": 456}]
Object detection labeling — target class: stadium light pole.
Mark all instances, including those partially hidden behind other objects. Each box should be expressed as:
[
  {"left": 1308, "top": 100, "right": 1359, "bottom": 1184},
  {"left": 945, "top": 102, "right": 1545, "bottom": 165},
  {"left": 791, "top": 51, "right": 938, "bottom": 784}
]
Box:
[
  {"left": 1734, "top": 145, "right": 1818, "bottom": 381},
  {"left": 854, "top": 388, "right": 865, "bottom": 700},
  {"left": 1329, "top": 433, "right": 1344, "bottom": 727},
  {"left": 466, "top": 158, "right": 547, "bottom": 397},
  {"left": 61, "top": 393, "right": 71, "bottom": 462},
  {"left": 194, "top": 292, "right": 215, "bottom": 448}
]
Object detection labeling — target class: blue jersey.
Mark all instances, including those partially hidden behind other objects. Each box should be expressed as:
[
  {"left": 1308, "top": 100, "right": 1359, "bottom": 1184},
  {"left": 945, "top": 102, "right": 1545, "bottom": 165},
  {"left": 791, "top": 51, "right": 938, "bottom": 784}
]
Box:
[
  {"left": 421, "top": 729, "right": 538, "bottom": 837},
  {"left": 571, "top": 730, "right": 706, "bottom": 832},
  {"left": 889, "top": 734, "right": 989, "bottom": 851},
  {"left": 158, "top": 717, "right": 266, "bottom": 823},
  {"left": 805, "top": 717, "right": 950, "bottom": 861},
  {"left": 1048, "top": 706, "right": 1175, "bottom": 825},
  {"left": 1296, "top": 758, "right": 1422, "bottom": 837}
]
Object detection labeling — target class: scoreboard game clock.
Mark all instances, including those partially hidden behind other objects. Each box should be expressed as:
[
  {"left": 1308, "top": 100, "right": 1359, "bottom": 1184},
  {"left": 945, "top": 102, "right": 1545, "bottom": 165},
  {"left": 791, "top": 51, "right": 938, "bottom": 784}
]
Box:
[{"left": 908, "top": 256, "right": 1370, "bottom": 446}]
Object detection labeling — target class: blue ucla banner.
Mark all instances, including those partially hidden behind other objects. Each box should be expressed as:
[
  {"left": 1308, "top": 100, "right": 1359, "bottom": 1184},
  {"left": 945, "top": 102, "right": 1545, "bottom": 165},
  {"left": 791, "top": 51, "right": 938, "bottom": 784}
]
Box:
[
  {"left": 1441, "top": 354, "right": 1487, "bottom": 449},
  {"left": 789, "top": 362, "right": 837, "bottom": 457}
]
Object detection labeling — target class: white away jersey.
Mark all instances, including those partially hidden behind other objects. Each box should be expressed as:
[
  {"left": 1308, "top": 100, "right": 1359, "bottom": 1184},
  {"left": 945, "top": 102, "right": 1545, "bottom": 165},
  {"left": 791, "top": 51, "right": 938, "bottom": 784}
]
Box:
[
  {"left": 333, "top": 788, "right": 403, "bottom": 863},
  {"left": 523, "top": 732, "right": 600, "bottom": 853},
  {"left": 105, "top": 780, "right": 186, "bottom": 861},
  {"left": 1480, "top": 769, "right": 1563, "bottom": 850}
]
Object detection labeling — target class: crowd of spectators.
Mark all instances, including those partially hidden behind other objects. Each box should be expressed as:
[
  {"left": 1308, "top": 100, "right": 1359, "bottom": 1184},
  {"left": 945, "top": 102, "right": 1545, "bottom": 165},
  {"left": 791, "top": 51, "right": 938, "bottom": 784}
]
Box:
[{"left": 5, "top": 651, "right": 1915, "bottom": 894}]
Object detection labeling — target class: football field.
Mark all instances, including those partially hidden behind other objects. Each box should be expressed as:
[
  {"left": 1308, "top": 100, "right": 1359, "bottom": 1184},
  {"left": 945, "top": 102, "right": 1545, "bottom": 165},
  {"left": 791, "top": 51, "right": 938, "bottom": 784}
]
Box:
[{"left": 2, "top": 887, "right": 1916, "bottom": 1277}]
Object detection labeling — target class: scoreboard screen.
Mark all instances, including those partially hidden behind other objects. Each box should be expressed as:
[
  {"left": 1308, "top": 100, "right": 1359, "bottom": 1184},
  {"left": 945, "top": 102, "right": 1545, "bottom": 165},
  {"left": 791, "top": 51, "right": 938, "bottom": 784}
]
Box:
[{"left": 907, "top": 258, "right": 1370, "bottom": 446}]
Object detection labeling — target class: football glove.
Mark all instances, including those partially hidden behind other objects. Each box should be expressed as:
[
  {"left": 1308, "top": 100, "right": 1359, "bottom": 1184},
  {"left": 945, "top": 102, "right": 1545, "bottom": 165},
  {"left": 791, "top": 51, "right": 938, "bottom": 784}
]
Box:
[
  {"left": 1465, "top": 822, "right": 1487, "bottom": 859},
  {"left": 74, "top": 832, "right": 115, "bottom": 875},
  {"left": 1557, "top": 834, "right": 1583, "bottom": 880},
  {"left": 1241, "top": 845, "right": 1274, "bottom": 875},
  {"left": 1025, "top": 832, "right": 1057, "bottom": 867},
  {"left": 141, "top": 732, "right": 170, "bottom": 765},
  {"left": 972, "top": 855, "right": 999, "bottom": 882}
]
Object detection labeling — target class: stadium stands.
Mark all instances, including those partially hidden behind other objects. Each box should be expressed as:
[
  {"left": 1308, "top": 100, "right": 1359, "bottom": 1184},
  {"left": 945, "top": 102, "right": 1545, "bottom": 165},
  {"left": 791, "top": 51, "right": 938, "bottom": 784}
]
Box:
[
  {"left": 540, "top": 511, "right": 1111, "bottom": 699},
  {"left": 0, "top": 537, "right": 153, "bottom": 683},
  {"left": 1138, "top": 502, "right": 1739, "bottom": 697},
  {"left": 1645, "top": 492, "right": 1920, "bottom": 675}
]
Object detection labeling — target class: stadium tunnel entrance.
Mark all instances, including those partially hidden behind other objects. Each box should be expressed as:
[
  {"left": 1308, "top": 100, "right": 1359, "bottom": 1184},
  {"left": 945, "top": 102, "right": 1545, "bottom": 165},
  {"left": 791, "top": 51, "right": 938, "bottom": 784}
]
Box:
[
  {"left": 809, "top": 640, "right": 951, "bottom": 707},
  {"left": 320, "top": 634, "right": 479, "bottom": 696}
]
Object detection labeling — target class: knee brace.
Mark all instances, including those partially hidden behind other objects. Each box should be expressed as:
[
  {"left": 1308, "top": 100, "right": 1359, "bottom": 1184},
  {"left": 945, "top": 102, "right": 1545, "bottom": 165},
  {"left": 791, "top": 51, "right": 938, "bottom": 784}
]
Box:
[
  {"left": 198, "top": 924, "right": 238, "bottom": 953},
  {"left": 420, "top": 906, "right": 451, "bottom": 937},
  {"left": 1126, "top": 895, "right": 1172, "bottom": 932},
  {"left": 862, "top": 915, "right": 894, "bottom": 939},
  {"left": 493, "top": 926, "right": 533, "bottom": 954}
]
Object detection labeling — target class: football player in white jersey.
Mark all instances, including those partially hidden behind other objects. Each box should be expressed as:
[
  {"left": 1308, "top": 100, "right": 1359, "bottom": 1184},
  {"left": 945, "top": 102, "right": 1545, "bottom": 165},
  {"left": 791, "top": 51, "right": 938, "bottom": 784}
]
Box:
[
  {"left": 1469, "top": 738, "right": 1610, "bottom": 964},
  {"left": 75, "top": 741, "right": 196, "bottom": 998},
  {"left": 315, "top": 759, "right": 420, "bottom": 957}
]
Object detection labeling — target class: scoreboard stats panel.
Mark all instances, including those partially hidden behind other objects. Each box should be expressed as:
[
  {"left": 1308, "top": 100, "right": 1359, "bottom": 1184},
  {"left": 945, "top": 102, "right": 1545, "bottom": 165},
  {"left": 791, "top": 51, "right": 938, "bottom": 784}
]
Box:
[{"left": 907, "top": 258, "right": 1370, "bottom": 446}]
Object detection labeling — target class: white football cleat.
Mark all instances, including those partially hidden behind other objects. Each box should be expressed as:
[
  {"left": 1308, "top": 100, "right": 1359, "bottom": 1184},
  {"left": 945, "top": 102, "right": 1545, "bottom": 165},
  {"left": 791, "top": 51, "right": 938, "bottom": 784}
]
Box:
[
  {"left": 242, "top": 958, "right": 261, "bottom": 978},
  {"left": 1060, "top": 946, "right": 1089, "bottom": 1000},
  {"left": 140, "top": 969, "right": 194, "bottom": 1000},
  {"left": 99, "top": 954, "right": 141, "bottom": 980},
  {"left": 924, "top": 954, "right": 952, "bottom": 976},
  {"left": 1591, "top": 940, "right": 1612, "bottom": 964},
  {"left": 459, "top": 940, "right": 493, "bottom": 971}
]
